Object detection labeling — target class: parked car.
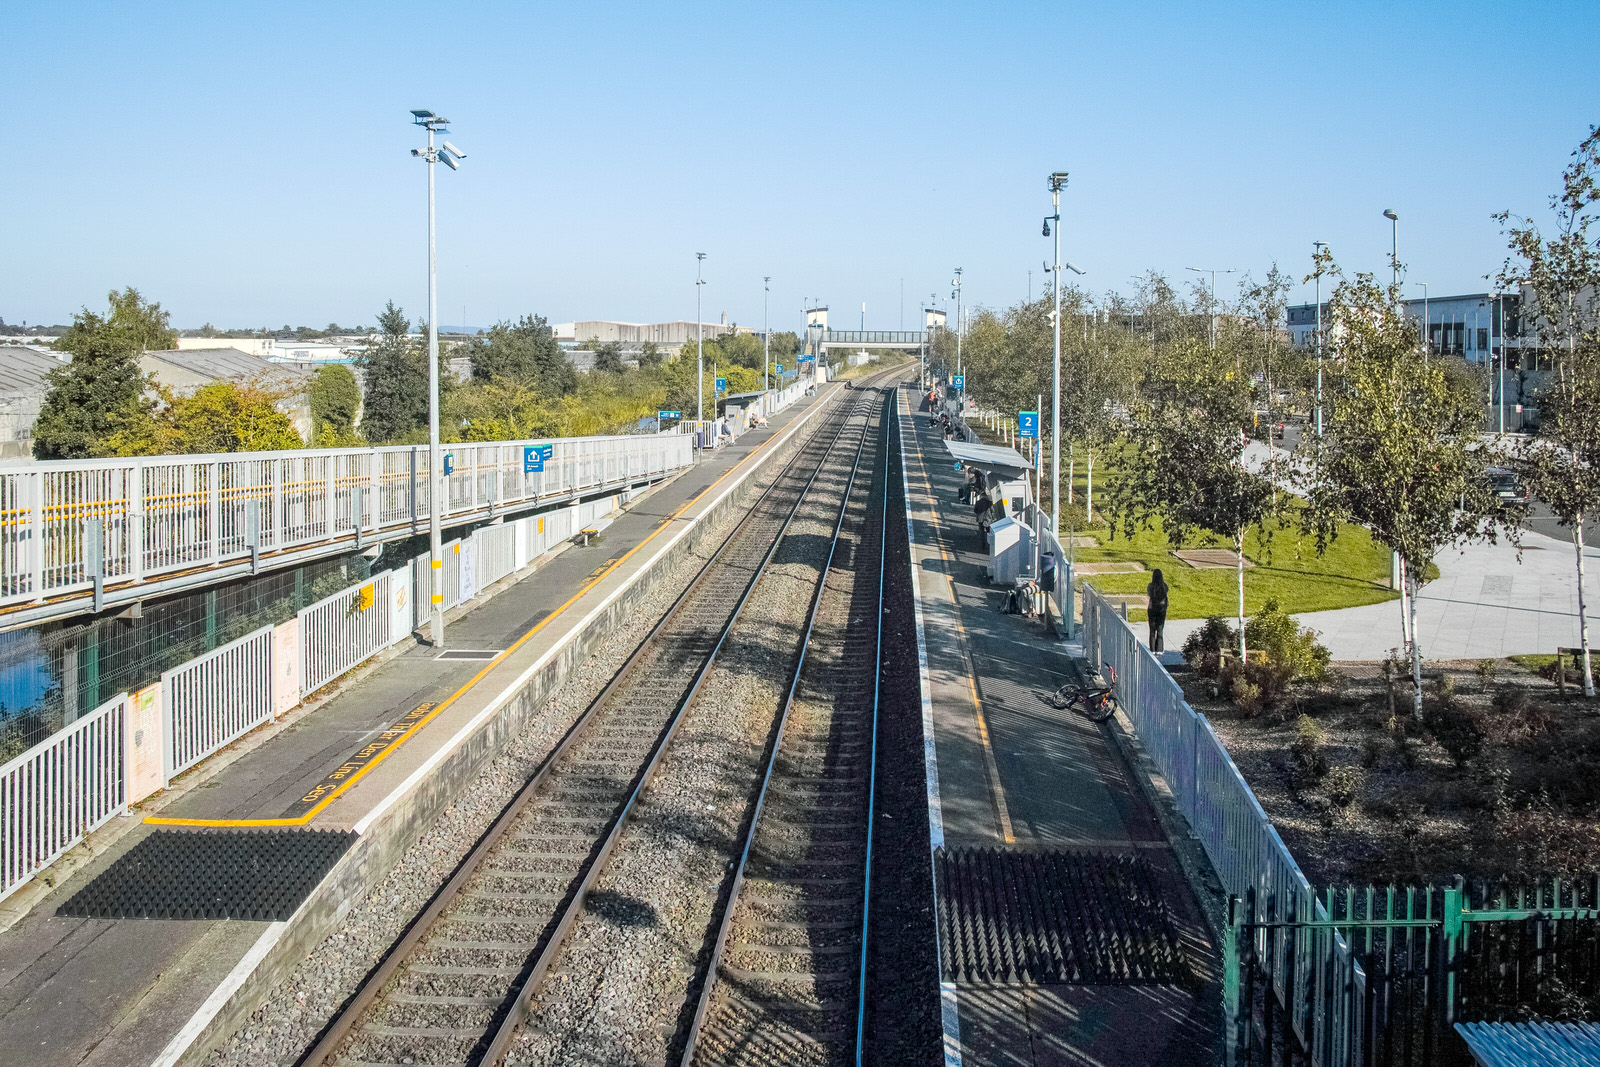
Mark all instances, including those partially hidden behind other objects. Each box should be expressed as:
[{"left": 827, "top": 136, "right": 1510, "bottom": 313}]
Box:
[{"left": 1485, "top": 466, "right": 1530, "bottom": 506}]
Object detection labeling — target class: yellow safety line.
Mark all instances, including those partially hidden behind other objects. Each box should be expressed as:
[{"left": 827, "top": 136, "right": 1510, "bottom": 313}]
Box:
[
  {"left": 144, "top": 396, "right": 826, "bottom": 829},
  {"left": 902, "top": 390, "right": 1015, "bottom": 843}
]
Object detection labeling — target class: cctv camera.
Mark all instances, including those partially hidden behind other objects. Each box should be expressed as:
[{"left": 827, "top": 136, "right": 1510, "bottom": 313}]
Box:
[
  {"left": 441, "top": 152, "right": 460, "bottom": 171},
  {"left": 442, "top": 141, "right": 467, "bottom": 160}
]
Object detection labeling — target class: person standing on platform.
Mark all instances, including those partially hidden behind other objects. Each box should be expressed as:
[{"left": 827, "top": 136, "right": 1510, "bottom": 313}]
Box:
[{"left": 1146, "top": 568, "right": 1170, "bottom": 652}]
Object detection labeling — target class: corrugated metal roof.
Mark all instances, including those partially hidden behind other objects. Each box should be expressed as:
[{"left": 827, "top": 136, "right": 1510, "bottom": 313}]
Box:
[
  {"left": 1457, "top": 1021, "right": 1600, "bottom": 1066},
  {"left": 0, "top": 347, "right": 67, "bottom": 395},
  {"left": 145, "top": 348, "right": 313, "bottom": 382}
]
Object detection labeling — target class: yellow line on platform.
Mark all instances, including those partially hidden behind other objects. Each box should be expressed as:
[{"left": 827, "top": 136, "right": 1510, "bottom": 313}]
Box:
[
  {"left": 902, "top": 391, "right": 1014, "bottom": 844},
  {"left": 145, "top": 398, "right": 825, "bottom": 829}
]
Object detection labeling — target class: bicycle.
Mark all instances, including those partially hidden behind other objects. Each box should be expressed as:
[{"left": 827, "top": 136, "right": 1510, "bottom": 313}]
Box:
[{"left": 1046, "top": 661, "right": 1118, "bottom": 723}]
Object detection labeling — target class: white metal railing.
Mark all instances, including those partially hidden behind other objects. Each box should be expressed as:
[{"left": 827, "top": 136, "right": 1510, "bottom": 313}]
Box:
[
  {"left": 162, "top": 624, "right": 274, "bottom": 780},
  {"left": 299, "top": 571, "right": 395, "bottom": 695},
  {"left": 0, "top": 432, "right": 692, "bottom": 613},
  {"left": 473, "top": 523, "right": 517, "bottom": 590},
  {"left": 0, "top": 692, "right": 127, "bottom": 902}
]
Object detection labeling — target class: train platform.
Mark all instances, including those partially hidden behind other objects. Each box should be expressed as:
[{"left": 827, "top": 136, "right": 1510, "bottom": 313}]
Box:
[
  {"left": 0, "top": 389, "right": 838, "bottom": 1067},
  {"left": 897, "top": 385, "right": 1224, "bottom": 1066}
]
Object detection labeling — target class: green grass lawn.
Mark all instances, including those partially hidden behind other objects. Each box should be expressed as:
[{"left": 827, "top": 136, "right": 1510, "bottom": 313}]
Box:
[{"left": 961, "top": 423, "right": 1401, "bottom": 622}]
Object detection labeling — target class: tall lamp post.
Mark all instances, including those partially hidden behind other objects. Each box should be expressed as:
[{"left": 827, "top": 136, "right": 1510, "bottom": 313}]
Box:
[
  {"left": 410, "top": 109, "right": 466, "bottom": 649},
  {"left": 696, "top": 253, "right": 707, "bottom": 424},
  {"left": 1313, "top": 240, "right": 1326, "bottom": 437},
  {"left": 952, "top": 267, "right": 964, "bottom": 407},
  {"left": 1419, "top": 281, "right": 1430, "bottom": 365},
  {"left": 763, "top": 276, "right": 771, "bottom": 394},
  {"left": 1186, "top": 265, "right": 1237, "bottom": 351},
  {"left": 1383, "top": 208, "right": 1400, "bottom": 291}
]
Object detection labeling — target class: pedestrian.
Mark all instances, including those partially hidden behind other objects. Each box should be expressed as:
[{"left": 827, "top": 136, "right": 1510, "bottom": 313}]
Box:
[{"left": 1146, "top": 567, "right": 1169, "bottom": 652}]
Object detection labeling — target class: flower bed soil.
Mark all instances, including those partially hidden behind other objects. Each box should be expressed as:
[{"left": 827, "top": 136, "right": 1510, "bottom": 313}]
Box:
[{"left": 1184, "top": 658, "right": 1600, "bottom": 888}]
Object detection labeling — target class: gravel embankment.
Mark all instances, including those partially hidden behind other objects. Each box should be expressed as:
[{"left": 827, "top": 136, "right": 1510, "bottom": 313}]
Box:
[
  {"left": 202, "top": 440, "right": 802, "bottom": 1067},
  {"left": 507, "top": 408, "right": 874, "bottom": 1066}
]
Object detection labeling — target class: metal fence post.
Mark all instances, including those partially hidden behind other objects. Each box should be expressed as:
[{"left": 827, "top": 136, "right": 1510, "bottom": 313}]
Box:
[
  {"left": 1442, "top": 877, "right": 1464, "bottom": 1026},
  {"left": 1223, "top": 895, "right": 1241, "bottom": 1067}
]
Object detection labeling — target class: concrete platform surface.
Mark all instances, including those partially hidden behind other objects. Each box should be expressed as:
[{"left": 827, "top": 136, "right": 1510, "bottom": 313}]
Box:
[
  {"left": 0, "top": 388, "right": 835, "bottom": 1067},
  {"left": 900, "top": 385, "right": 1223, "bottom": 1066}
]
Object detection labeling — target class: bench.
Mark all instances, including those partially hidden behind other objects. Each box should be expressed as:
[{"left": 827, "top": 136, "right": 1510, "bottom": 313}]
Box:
[{"left": 576, "top": 528, "right": 599, "bottom": 547}]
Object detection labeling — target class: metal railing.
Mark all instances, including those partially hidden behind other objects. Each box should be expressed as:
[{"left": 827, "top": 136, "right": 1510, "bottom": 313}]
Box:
[
  {"left": 0, "top": 432, "right": 692, "bottom": 622},
  {"left": 162, "top": 624, "right": 275, "bottom": 781},
  {"left": 0, "top": 691, "right": 127, "bottom": 902},
  {"left": 299, "top": 571, "right": 396, "bottom": 696}
]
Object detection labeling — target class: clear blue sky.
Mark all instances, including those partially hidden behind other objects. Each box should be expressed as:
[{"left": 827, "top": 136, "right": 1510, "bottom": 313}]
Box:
[{"left": 4, "top": 1, "right": 1596, "bottom": 334}]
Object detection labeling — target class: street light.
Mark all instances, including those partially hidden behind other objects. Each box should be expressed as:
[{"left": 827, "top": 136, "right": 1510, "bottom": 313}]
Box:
[
  {"left": 1312, "top": 240, "right": 1326, "bottom": 437},
  {"left": 1383, "top": 209, "right": 1399, "bottom": 292},
  {"left": 1045, "top": 171, "right": 1071, "bottom": 549},
  {"left": 1418, "top": 281, "right": 1430, "bottom": 365},
  {"left": 410, "top": 108, "right": 465, "bottom": 649},
  {"left": 951, "top": 267, "right": 963, "bottom": 407},
  {"left": 1186, "top": 266, "right": 1237, "bottom": 351},
  {"left": 763, "top": 276, "right": 770, "bottom": 395},
  {"left": 696, "top": 253, "right": 706, "bottom": 423}
]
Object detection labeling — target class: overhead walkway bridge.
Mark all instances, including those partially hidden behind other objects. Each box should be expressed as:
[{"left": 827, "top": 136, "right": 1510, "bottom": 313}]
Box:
[
  {"left": 0, "top": 433, "right": 693, "bottom": 632},
  {"left": 816, "top": 329, "right": 928, "bottom": 352}
]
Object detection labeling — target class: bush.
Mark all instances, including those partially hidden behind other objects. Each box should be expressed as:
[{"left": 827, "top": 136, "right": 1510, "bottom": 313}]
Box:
[
  {"left": 1475, "top": 658, "right": 1499, "bottom": 685},
  {"left": 1183, "top": 616, "right": 1238, "bottom": 678},
  {"left": 1325, "top": 764, "right": 1366, "bottom": 808},
  {"left": 1290, "top": 715, "right": 1328, "bottom": 780},
  {"left": 1423, "top": 690, "right": 1486, "bottom": 768},
  {"left": 1244, "top": 598, "right": 1332, "bottom": 681},
  {"left": 1487, "top": 685, "right": 1555, "bottom": 744},
  {"left": 1230, "top": 676, "right": 1265, "bottom": 717}
]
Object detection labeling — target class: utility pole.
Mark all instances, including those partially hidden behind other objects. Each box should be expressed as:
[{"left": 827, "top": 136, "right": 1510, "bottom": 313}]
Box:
[
  {"left": 952, "top": 268, "right": 963, "bottom": 409},
  {"left": 1313, "top": 240, "right": 1326, "bottom": 437},
  {"left": 763, "top": 276, "right": 770, "bottom": 395},
  {"left": 1047, "top": 172, "right": 1067, "bottom": 542}
]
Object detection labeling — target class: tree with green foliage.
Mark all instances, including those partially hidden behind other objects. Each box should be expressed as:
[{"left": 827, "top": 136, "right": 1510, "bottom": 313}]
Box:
[
  {"left": 470, "top": 314, "right": 576, "bottom": 395},
  {"left": 1303, "top": 262, "right": 1514, "bottom": 718},
  {"left": 107, "top": 379, "right": 303, "bottom": 455},
  {"left": 309, "top": 364, "right": 362, "bottom": 445},
  {"left": 355, "top": 302, "right": 429, "bottom": 444},
  {"left": 591, "top": 338, "right": 626, "bottom": 374},
  {"left": 1110, "top": 336, "right": 1279, "bottom": 659},
  {"left": 34, "top": 287, "right": 175, "bottom": 459},
  {"left": 637, "top": 340, "right": 664, "bottom": 368},
  {"left": 1502, "top": 128, "right": 1600, "bottom": 698}
]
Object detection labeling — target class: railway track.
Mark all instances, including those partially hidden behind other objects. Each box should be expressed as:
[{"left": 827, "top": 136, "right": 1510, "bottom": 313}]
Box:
[
  {"left": 679, "top": 390, "right": 891, "bottom": 1066},
  {"left": 300, "top": 381, "right": 885, "bottom": 1067}
]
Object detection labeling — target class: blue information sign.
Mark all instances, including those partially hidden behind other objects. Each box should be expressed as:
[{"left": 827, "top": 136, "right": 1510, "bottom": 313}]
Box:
[
  {"left": 443, "top": 453, "right": 454, "bottom": 475},
  {"left": 1018, "top": 411, "right": 1039, "bottom": 438},
  {"left": 798, "top": 354, "right": 814, "bottom": 362},
  {"left": 776, "top": 364, "right": 783, "bottom": 373},
  {"left": 953, "top": 374, "right": 965, "bottom": 390},
  {"left": 523, "top": 445, "right": 543, "bottom": 473},
  {"left": 658, "top": 409, "right": 683, "bottom": 420},
  {"left": 715, "top": 377, "right": 726, "bottom": 393}
]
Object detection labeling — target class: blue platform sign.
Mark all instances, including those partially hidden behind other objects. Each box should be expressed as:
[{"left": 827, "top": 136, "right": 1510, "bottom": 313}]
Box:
[
  {"left": 658, "top": 409, "right": 683, "bottom": 420},
  {"left": 523, "top": 445, "right": 543, "bottom": 473},
  {"left": 1018, "top": 411, "right": 1039, "bottom": 438},
  {"left": 715, "top": 377, "right": 726, "bottom": 393},
  {"left": 776, "top": 363, "right": 784, "bottom": 373},
  {"left": 953, "top": 374, "right": 965, "bottom": 390},
  {"left": 443, "top": 452, "right": 454, "bottom": 475},
  {"left": 798, "top": 354, "right": 814, "bottom": 362}
]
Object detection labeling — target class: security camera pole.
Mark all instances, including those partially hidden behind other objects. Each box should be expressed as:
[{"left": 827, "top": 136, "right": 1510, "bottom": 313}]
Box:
[
  {"left": 411, "top": 109, "right": 465, "bottom": 648},
  {"left": 696, "top": 253, "right": 707, "bottom": 424},
  {"left": 1046, "top": 172, "right": 1067, "bottom": 541}
]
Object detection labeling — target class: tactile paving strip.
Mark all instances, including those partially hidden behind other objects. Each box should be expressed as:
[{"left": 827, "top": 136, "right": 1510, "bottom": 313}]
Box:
[
  {"left": 57, "top": 828, "right": 356, "bottom": 921},
  {"left": 935, "top": 847, "right": 1187, "bottom": 985}
]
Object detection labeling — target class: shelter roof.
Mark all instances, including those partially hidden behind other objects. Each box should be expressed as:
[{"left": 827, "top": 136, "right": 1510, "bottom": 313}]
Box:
[{"left": 944, "top": 440, "right": 1034, "bottom": 480}]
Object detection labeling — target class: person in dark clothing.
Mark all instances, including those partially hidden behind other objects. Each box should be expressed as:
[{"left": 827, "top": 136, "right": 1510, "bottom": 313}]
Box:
[
  {"left": 1146, "top": 567, "right": 1170, "bottom": 651},
  {"left": 973, "top": 491, "right": 994, "bottom": 539}
]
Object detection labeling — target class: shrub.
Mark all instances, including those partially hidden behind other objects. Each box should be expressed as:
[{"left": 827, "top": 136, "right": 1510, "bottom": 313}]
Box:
[
  {"left": 1325, "top": 764, "right": 1366, "bottom": 808},
  {"left": 1220, "top": 657, "right": 1294, "bottom": 716},
  {"left": 1183, "top": 616, "right": 1238, "bottom": 678},
  {"left": 1245, "top": 598, "right": 1332, "bottom": 682},
  {"left": 1475, "top": 658, "right": 1499, "bottom": 685},
  {"left": 1290, "top": 715, "right": 1328, "bottom": 780},
  {"left": 1487, "top": 685, "right": 1555, "bottom": 744},
  {"left": 1423, "top": 696, "right": 1487, "bottom": 768},
  {"left": 1230, "top": 676, "right": 1265, "bottom": 717}
]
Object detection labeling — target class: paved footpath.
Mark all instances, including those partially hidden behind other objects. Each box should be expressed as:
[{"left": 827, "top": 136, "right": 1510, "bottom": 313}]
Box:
[
  {"left": 0, "top": 390, "right": 833, "bottom": 1067},
  {"left": 1166, "top": 526, "right": 1600, "bottom": 661},
  {"left": 899, "top": 386, "right": 1222, "bottom": 1066}
]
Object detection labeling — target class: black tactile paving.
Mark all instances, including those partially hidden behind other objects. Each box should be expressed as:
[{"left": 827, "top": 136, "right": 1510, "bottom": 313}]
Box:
[
  {"left": 935, "top": 847, "right": 1187, "bottom": 985},
  {"left": 57, "top": 828, "right": 356, "bottom": 921}
]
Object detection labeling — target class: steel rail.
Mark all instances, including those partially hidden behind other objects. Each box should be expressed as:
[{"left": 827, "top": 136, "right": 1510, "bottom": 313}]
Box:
[
  {"left": 299, "top": 385, "right": 867, "bottom": 1067},
  {"left": 474, "top": 384, "right": 888, "bottom": 1067},
  {"left": 676, "top": 385, "right": 890, "bottom": 1067}
]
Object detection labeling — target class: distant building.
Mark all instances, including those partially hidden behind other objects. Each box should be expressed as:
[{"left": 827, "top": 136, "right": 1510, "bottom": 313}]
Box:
[
  {"left": 174, "top": 336, "right": 276, "bottom": 358},
  {"left": 0, "top": 347, "right": 67, "bottom": 460},
  {"left": 552, "top": 318, "right": 741, "bottom": 355}
]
